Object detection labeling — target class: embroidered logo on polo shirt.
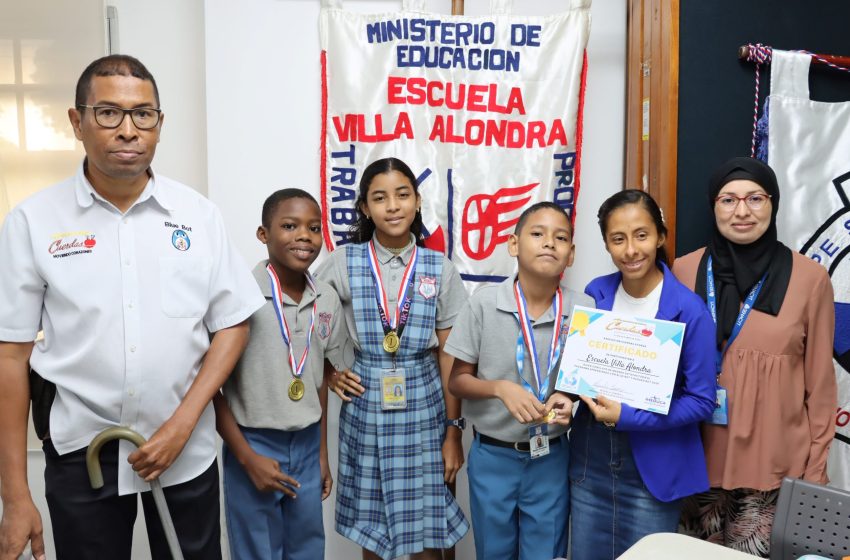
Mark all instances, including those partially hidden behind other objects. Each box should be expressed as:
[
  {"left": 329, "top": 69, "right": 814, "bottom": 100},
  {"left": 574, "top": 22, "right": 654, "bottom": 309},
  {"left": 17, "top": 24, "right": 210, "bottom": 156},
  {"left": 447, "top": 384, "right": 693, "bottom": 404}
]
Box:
[
  {"left": 317, "top": 312, "right": 332, "bottom": 339},
  {"left": 171, "top": 230, "right": 190, "bottom": 251},
  {"left": 164, "top": 221, "right": 193, "bottom": 251},
  {"left": 418, "top": 276, "right": 437, "bottom": 299},
  {"left": 48, "top": 231, "right": 96, "bottom": 259}
]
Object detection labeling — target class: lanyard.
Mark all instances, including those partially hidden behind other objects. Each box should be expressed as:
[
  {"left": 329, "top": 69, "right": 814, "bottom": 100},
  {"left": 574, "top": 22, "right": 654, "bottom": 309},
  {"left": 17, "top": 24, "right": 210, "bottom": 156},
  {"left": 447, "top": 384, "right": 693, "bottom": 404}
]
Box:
[
  {"left": 367, "top": 241, "right": 418, "bottom": 338},
  {"left": 513, "top": 282, "right": 564, "bottom": 402},
  {"left": 266, "top": 264, "right": 317, "bottom": 379},
  {"left": 706, "top": 256, "right": 765, "bottom": 375}
]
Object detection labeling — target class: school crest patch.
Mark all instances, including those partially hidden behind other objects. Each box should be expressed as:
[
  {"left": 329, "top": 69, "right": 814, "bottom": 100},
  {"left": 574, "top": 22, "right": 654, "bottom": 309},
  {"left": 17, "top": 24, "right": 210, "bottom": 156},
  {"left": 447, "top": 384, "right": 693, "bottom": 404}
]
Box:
[
  {"left": 418, "top": 276, "right": 437, "bottom": 299},
  {"left": 317, "top": 312, "right": 332, "bottom": 339},
  {"left": 172, "top": 230, "right": 190, "bottom": 251}
]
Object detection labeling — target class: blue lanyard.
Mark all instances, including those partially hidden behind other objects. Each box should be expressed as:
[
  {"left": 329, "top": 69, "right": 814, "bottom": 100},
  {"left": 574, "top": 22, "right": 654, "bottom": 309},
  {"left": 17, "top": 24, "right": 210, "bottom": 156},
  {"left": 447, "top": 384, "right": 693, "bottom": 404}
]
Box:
[
  {"left": 513, "top": 283, "right": 564, "bottom": 402},
  {"left": 706, "top": 256, "right": 765, "bottom": 375}
]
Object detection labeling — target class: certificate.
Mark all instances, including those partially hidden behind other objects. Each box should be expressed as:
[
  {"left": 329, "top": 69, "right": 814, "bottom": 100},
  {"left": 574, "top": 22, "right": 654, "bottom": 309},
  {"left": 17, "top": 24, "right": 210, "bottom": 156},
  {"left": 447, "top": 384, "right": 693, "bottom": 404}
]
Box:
[{"left": 554, "top": 305, "right": 686, "bottom": 415}]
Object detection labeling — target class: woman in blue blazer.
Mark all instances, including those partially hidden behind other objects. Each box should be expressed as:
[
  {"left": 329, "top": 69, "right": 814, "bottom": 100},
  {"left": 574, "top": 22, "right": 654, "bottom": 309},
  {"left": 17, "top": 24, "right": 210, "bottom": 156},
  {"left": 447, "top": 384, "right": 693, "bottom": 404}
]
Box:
[{"left": 569, "top": 190, "right": 715, "bottom": 560}]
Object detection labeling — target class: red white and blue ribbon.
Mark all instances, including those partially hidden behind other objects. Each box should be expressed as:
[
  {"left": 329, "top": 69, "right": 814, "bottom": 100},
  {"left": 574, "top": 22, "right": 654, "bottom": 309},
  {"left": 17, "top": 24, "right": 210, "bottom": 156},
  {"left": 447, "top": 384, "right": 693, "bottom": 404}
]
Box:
[
  {"left": 266, "top": 263, "right": 317, "bottom": 380},
  {"left": 367, "top": 241, "right": 418, "bottom": 337},
  {"left": 513, "top": 281, "right": 564, "bottom": 402}
]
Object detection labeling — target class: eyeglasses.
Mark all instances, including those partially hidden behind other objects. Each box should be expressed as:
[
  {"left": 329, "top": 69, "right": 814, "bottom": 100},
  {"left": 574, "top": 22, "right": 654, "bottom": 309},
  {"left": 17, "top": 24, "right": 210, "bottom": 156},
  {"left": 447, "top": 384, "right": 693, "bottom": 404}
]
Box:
[
  {"left": 77, "top": 105, "right": 162, "bottom": 130},
  {"left": 714, "top": 193, "right": 772, "bottom": 212}
]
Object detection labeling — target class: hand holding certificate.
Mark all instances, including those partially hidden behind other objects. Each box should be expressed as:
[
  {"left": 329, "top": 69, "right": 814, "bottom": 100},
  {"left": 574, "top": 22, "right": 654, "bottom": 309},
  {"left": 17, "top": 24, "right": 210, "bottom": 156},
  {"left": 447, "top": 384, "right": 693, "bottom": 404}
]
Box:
[{"left": 555, "top": 305, "right": 686, "bottom": 415}]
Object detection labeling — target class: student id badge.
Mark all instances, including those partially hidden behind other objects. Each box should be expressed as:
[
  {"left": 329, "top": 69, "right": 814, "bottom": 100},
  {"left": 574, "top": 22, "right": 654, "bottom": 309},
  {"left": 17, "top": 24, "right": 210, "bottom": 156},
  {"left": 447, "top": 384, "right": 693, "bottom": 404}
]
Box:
[
  {"left": 381, "top": 369, "right": 407, "bottom": 410},
  {"left": 708, "top": 386, "right": 728, "bottom": 425},
  {"left": 528, "top": 423, "right": 550, "bottom": 459}
]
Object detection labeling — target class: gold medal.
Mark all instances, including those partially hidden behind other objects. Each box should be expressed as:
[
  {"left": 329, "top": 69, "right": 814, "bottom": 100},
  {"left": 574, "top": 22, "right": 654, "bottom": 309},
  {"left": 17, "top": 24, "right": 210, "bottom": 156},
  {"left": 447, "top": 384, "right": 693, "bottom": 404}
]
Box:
[
  {"left": 288, "top": 378, "right": 305, "bottom": 401},
  {"left": 383, "top": 331, "right": 400, "bottom": 353},
  {"left": 544, "top": 410, "right": 557, "bottom": 423}
]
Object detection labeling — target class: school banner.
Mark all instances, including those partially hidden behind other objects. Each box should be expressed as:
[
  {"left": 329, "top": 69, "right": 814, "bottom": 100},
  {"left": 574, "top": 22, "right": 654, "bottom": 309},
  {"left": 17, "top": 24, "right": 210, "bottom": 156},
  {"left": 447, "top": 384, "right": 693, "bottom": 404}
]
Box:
[
  {"left": 765, "top": 50, "right": 850, "bottom": 490},
  {"left": 320, "top": 0, "right": 591, "bottom": 284}
]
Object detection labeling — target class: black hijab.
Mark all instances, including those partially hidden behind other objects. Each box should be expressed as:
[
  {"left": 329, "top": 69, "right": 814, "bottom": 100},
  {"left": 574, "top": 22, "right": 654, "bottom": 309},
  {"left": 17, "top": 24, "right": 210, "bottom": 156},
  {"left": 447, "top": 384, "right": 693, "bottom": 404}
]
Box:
[{"left": 695, "top": 157, "right": 793, "bottom": 345}]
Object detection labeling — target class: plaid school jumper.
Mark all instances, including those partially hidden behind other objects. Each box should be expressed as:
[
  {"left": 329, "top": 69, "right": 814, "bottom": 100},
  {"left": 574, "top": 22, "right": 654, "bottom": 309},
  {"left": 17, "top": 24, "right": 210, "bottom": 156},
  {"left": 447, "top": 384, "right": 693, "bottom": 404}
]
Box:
[{"left": 336, "top": 242, "right": 469, "bottom": 559}]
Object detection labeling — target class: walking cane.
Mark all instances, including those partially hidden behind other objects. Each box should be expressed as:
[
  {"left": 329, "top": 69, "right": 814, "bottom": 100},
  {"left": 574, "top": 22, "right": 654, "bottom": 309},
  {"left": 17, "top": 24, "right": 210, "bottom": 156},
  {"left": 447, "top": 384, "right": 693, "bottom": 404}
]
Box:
[{"left": 86, "top": 427, "right": 185, "bottom": 560}]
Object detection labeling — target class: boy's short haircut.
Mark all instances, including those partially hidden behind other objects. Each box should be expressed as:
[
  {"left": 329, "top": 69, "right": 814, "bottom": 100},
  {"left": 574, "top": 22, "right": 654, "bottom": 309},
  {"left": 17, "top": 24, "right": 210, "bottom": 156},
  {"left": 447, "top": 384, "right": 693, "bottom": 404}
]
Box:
[
  {"left": 261, "top": 188, "right": 320, "bottom": 227},
  {"left": 514, "top": 201, "right": 572, "bottom": 236}
]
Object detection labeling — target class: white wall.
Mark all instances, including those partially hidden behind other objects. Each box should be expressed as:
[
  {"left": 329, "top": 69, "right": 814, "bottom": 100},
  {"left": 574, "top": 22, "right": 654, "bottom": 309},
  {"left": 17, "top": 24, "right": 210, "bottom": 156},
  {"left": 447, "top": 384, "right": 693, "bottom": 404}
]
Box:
[
  {"left": 205, "top": 1, "right": 624, "bottom": 558},
  {"left": 110, "top": 0, "right": 209, "bottom": 193}
]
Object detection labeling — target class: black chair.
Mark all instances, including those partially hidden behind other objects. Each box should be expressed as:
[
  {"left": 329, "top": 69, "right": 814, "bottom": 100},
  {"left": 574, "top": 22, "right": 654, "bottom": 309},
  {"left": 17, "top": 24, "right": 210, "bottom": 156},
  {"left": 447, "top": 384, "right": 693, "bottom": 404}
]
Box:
[{"left": 770, "top": 477, "right": 850, "bottom": 559}]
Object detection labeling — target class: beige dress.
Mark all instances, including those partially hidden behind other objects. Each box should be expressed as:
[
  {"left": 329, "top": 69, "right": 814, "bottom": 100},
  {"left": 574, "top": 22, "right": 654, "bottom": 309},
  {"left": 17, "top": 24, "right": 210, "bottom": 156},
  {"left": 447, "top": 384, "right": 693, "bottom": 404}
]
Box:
[{"left": 673, "top": 248, "right": 836, "bottom": 491}]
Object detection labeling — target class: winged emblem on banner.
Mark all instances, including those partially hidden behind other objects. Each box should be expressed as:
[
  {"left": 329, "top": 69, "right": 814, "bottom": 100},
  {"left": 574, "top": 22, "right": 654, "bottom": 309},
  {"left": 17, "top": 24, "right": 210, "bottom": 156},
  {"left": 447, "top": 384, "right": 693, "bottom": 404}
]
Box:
[{"left": 460, "top": 182, "right": 538, "bottom": 261}]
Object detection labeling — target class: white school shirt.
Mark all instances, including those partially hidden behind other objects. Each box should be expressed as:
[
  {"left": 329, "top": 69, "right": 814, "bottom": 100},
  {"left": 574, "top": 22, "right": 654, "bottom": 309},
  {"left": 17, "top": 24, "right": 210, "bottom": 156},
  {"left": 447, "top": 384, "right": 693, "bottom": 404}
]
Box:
[{"left": 0, "top": 162, "right": 264, "bottom": 495}]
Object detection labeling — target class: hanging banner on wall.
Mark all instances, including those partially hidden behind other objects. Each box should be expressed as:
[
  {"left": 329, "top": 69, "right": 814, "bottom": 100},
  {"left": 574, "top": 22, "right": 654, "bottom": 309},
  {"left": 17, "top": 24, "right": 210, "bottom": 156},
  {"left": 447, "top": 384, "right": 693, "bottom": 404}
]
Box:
[
  {"left": 319, "top": 0, "right": 591, "bottom": 283},
  {"left": 764, "top": 49, "right": 850, "bottom": 490}
]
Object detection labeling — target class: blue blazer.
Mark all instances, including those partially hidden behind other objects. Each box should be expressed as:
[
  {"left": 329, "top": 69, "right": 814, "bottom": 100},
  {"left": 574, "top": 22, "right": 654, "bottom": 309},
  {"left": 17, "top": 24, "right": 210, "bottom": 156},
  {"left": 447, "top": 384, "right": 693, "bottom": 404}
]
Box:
[{"left": 580, "top": 262, "right": 716, "bottom": 502}]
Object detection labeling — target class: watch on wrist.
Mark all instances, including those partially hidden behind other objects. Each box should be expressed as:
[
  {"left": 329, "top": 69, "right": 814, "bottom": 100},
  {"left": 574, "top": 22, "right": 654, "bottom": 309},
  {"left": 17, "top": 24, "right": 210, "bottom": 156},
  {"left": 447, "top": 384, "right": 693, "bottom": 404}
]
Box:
[{"left": 446, "top": 417, "right": 466, "bottom": 430}]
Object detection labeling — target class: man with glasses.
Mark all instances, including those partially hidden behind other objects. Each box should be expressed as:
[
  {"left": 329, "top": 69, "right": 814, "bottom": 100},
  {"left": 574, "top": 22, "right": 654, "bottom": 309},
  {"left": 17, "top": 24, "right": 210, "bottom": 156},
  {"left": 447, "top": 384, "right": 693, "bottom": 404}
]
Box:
[{"left": 0, "top": 55, "right": 263, "bottom": 559}]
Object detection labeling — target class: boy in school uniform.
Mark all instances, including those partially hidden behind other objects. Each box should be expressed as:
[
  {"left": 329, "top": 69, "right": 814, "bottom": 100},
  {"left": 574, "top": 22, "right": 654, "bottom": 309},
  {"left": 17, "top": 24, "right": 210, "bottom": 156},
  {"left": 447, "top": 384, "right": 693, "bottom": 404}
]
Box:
[
  {"left": 446, "top": 202, "right": 592, "bottom": 560},
  {"left": 214, "top": 189, "right": 346, "bottom": 560}
]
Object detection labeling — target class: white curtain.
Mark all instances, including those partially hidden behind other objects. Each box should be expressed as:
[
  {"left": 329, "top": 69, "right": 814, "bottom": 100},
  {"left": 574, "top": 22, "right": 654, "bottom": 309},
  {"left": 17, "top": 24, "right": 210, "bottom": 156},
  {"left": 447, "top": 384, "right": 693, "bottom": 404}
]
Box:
[{"left": 0, "top": 0, "right": 106, "bottom": 224}]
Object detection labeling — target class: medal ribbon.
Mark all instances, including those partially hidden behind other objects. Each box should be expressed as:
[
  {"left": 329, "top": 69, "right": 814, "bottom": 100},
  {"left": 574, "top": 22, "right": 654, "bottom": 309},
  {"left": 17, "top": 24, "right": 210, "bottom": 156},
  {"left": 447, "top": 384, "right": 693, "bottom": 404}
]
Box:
[
  {"left": 513, "top": 282, "right": 564, "bottom": 402},
  {"left": 266, "top": 264, "right": 317, "bottom": 379},
  {"left": 367, "top": 241, "right": 418, "bottom": 339},
  {"left": 706, "top": 256, "right": 765, "bottom": 375}
]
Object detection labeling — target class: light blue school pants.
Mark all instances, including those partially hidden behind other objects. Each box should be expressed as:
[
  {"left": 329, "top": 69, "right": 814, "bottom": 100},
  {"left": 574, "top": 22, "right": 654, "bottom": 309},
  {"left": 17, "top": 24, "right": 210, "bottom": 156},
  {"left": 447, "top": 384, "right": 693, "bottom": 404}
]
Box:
[
  {"left": 223, "top": 423, "right": 324, "bottom": 560},
  {"left": 467, "top": 432, "right": 570, "bottom": 560}
]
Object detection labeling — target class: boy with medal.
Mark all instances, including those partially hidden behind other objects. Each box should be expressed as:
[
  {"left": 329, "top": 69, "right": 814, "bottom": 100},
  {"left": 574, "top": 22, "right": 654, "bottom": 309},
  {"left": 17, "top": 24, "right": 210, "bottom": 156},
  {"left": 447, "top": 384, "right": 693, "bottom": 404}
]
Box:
[
  {"left": 214, "top": 189, "right": 346, "bottom": 559},
  {"left": 446, "top": 202, "right": 591, "bottom": 560}
]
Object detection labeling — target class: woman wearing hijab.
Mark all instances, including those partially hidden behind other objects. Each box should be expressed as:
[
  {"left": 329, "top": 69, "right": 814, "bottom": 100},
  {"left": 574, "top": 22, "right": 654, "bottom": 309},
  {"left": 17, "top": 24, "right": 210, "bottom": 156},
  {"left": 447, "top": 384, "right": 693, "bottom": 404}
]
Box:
[{"left": 673, "top": 157, "right": 837, "bottom": 557}]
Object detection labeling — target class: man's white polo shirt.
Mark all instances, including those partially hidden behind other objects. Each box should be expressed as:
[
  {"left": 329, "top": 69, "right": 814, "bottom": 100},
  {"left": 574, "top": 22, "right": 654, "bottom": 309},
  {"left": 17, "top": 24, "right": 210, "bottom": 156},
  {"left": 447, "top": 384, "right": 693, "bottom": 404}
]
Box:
[{"left": 0, "top": 163, "right": 264, "bottom": 495}]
